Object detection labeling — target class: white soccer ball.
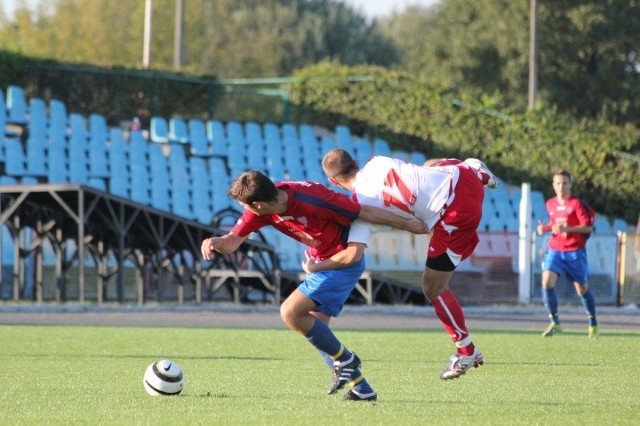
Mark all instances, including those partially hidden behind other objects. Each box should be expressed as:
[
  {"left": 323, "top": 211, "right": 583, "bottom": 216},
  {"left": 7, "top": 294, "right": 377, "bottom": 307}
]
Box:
[{"left": 143, "top": 359, "right": 185, "bottom": 396}]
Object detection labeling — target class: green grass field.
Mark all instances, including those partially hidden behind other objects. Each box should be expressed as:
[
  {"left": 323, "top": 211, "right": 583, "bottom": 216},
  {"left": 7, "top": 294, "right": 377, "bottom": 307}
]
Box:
[{"left": 1, "top": 325, "right": 638, "bottom": 425}]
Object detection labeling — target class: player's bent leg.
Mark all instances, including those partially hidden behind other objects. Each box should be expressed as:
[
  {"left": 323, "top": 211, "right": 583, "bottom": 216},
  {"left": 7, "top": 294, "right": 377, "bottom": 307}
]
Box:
[
  {"left": 423, "top": 265, "right": 483, "bottom": 379},
  {"left": 280, "top": 289, "right": 318, "bottom": 334}
]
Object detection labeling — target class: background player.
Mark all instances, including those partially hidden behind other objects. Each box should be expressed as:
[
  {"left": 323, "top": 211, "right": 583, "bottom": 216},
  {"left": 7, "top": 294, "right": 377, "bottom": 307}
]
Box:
[{"left": 536, "top": 170, "right": 598, "bottom": 338}]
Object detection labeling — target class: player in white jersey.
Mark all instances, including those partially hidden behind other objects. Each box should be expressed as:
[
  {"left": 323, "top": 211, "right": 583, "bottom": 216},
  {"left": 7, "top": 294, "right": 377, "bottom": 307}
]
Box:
[{"left": 320, "top": 148, "right": 499, "bottom": 380}]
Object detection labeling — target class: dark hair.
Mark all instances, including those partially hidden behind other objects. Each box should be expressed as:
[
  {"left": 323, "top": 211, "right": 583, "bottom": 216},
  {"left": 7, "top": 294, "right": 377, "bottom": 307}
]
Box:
[
  {"left": 227, "top": 170, "right": 278, "bottom": 204},
  {"left": 322, "top": 148, "right": 359, "bottom": 180}
]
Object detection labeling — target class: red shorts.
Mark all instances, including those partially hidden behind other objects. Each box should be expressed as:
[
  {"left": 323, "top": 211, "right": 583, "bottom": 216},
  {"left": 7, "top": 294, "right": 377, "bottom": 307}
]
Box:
[{"left": 428, "top": 166, "right": 484, "bottom": 265}]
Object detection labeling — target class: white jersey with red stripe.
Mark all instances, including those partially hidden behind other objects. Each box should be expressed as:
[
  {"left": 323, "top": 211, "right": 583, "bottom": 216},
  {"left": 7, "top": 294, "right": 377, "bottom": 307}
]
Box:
[{"left": 348, "top": 156, "right": 460, "bottom": 245}]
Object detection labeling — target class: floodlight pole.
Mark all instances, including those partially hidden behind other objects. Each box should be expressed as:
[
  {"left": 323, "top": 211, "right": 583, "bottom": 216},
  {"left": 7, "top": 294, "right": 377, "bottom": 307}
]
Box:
[
  {"left": 528, "top": 0, "right": 538, "bottom": 110},
  {"left": 143, "top": 0, "right": 152, "bottom": 69},
  {"left": 174, "top": 0, "right": 185, "bottom": 69}
]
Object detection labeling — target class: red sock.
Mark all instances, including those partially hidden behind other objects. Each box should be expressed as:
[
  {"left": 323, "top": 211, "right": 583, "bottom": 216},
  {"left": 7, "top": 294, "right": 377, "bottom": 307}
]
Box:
[{"left": 432, "top": 289, "right": 475, "bottom": 356}]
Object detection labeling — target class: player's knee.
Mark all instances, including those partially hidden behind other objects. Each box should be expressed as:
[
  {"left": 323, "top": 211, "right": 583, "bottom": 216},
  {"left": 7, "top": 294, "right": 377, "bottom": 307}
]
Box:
[
  {"left": 575, "top": 283, "right": 588, "bottom": 296},
  {"left": 279, "top": 301, "right": 295, "bottom": 326}
]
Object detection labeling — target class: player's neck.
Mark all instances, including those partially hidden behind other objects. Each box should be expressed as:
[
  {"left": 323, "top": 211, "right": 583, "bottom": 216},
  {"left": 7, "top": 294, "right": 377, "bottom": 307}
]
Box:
[
  {"left": 274, "top": 190, "right": 288, "bottom": 213},
  {"left": 342, "top": 176, "right": 356, "bottom": 191}
]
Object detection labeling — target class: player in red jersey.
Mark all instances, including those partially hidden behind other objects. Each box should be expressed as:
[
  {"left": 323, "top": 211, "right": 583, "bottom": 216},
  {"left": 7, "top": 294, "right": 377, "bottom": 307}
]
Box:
[
  {"left": 201, "top": 170, "right": 425, "bottom": 401},
  {"left": 536, "top": 170, "right": 598, "bottom": 338},
  {"left": 321, "top": 149, "right": 499, "bottom": 380}
]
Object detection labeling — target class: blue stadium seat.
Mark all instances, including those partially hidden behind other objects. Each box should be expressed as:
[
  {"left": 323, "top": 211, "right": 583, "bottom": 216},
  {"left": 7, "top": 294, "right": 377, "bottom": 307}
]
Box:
[
  {"left": 47, "top": 99, "right": 68, "bottom": 147},
  {"left": 187, "top": 119, "right": 214, "bottom": 157},
  {"left": 4, "top": 138, "right": 28, "bottom": 177},
  {"left": 391, "top": 150, "right": 410, "bottom": 162},
  {"left": 282, "top": 123, "right": 298, "bottom": 143},
  {"left": 410, "top": 151, "right": 426, "bottom": 166},
  {"left": 128, "top": 131, "right": 151, "bottom": 204},
  {"left": 226, "top": 120, "right": 244, "bottom": 141},
  {"left": 208, "top": 157, "right": 232, "bottom": 212},
  {"left": 25, "top": 98, "right": 48, "bottom": 177},
  {"left": 68, "top": 113, "right": 90, "bottom": 184},
  {"left": 225, "top": 121, "right": 247, "bottom": 174},
  {"left": 245, "top": 122, "right": 265, "bottom": 170},
  {"left": 493, "top": 199, "right": 516, "bottom": 223},
  {"left": 148, "top": 142, "right": 169, "bottom": 210},
  {"left": 167, "top": 144, "right": 193, "bottom": 217},
  {"left": 0, "top": 90, "right": 7, "bottom": 161},
  {"left": 299, "top": 124, "right": 317, "bottom": 142},
  {"left": 487, "top": 183, "right": 510, "bottom": 206},
  {"left": 335, "top": 125, "right": 354, "bottom": 154},
  {"left": 89, "top": 113, "right": 108, "bottom": 143},
  {"left": 47, "top": 148, "right": 68, "bottom": 183},
  {"left": 321, "top": 136, "right": 336, "bottom": 156},
  {"left": 300, "top": 127, "right": 320, "bottom": 162},
  {"left": 169, "top": 117, "right": 190, "bottom": 145},
  {"left": 353, "top": 138, "right": 372, "bottom": 165},
  {"left": 107, "top": 129, "right": 130, "bottom": 198},
  {"left": 0, "top": 176, "right": 17, "bottom": 185},
  {"left": 150, "top": 116, "right": 169, "bottom": 144},
  {"left": 206, "top": 120, "right": 228, "bottom": 155},
  {"left": 282, "top": 125, "right": 304, "bottom": 179},
  {"left": 189, "top": 157, "right": 211, "bottom": 222},
  {"left": 263, "top": 122, "right": 282, "bottom": 147},
  {"left": 373, "top": 138, "right": 391, "bottom": 156},
  {"left": 108, "top": 126, "right": 127, "bottom": 155},
  {"left": 594, "top": 215, "right": 613, "bottom": 236},
  {"left": 264, "top": 122, "right": 285, "bottom": 178},
  {"left": 27, "top": 97, "right": 47, "bottom": 140},
  {"left": 245, "top": 121, "right": 264, "bottom": 148},
  {"left": 128, "top": 131, "right": 149, "bottom": 172},
  {"left": 130, "top": 169, "right": 151, "bottom": 205},
  {"left": 87, "top": 114, "right": 110, "bottom": 180},
  {"left": 530, "top": 190, "right": 548, "bottom": 222},
  {"left": 6, "top": 85, "right": 28, "bottom": 125},
  {"left": 611, "top": 218, "right": 629, "bottom": 233},
  {"left": 504, "top": 214, "right": 520, "bottom": 232}
]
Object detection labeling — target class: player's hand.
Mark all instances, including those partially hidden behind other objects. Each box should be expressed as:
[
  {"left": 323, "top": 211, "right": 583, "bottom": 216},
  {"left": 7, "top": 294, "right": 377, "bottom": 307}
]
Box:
[
  {"left": 406, "top": 217, "right": 429, "bottom": 234},
  {"left": 201, "top": 237, "right": 220, "bottom": 260},
  {"left": 301, "top": 250, "right": 314, "bottom": 274}
]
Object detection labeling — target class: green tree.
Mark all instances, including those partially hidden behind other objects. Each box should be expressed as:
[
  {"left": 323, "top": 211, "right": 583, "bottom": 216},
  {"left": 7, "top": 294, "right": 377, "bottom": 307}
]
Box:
[
  {"left": 0, "top": 0, "right": 400, "bottom": 77},
  {"left": 380, "top": 0, "right": 640, "bottom": 125}
]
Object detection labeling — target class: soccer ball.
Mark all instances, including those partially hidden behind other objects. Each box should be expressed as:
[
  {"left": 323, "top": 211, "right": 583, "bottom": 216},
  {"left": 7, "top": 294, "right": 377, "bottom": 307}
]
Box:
[{"left": 143, "top": 359, "right": 185, "bottom": 396}]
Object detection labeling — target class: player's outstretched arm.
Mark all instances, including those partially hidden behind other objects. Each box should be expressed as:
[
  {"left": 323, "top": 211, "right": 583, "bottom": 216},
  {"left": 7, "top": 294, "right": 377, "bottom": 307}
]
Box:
[
  {"left": 302, "top": 243, "right": 365, "bottom": 274},
  {"left": 359, "top": 204, "right": 428, "bottom": 234},
  {"left": 200, "top": 233, "right": 246, "bottom": 260}
]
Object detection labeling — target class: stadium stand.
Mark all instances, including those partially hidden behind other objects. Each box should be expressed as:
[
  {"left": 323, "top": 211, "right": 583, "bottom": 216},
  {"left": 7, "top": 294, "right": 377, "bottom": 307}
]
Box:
[{"left": 0, "top": 85, "right": 631, "bottom": 306}]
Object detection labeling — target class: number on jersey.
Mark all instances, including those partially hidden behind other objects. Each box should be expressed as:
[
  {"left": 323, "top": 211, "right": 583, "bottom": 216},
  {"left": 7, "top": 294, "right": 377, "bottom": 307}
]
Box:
[{"left": 382, "top": 169, "right": 416, "bottom": 214}]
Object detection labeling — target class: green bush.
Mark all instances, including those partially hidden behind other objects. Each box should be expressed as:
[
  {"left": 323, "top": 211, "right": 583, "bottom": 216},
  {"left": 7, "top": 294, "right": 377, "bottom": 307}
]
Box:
[{"left": 290, "top": 62, "right": 640, "bottom": 223}]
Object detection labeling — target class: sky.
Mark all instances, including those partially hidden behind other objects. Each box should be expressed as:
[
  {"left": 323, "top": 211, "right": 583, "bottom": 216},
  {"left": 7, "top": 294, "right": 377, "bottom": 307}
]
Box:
[
  {"left": 345, "top": 0, "right": 440, "bottom": 20},
  {"left": 2, "top": 0, "right": 441, "bottom": 21}
]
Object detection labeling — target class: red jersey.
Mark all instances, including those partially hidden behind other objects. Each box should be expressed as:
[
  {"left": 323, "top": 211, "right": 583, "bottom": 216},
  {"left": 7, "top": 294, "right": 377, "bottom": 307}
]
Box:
[
  {"left": 544, "top": 195, "right": 591, "bottom": 251},
  {"left": 231, "top": 181, "right": 361, "bottom": 260}
]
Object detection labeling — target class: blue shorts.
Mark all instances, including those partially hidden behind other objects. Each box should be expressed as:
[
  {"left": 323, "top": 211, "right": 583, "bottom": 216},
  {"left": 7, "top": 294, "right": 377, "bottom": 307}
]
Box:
[
  {"left": 297, "top": 257, "right": 366, "bottom": 317},
  {"left": 542, "top": 247, "right": 588, "bottom": 285}
]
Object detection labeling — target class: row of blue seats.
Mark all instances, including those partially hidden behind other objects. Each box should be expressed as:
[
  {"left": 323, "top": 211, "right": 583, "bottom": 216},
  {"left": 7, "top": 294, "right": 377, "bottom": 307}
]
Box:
[{"left": 1, "top": 86, "right": 631, "bottom": 237}]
